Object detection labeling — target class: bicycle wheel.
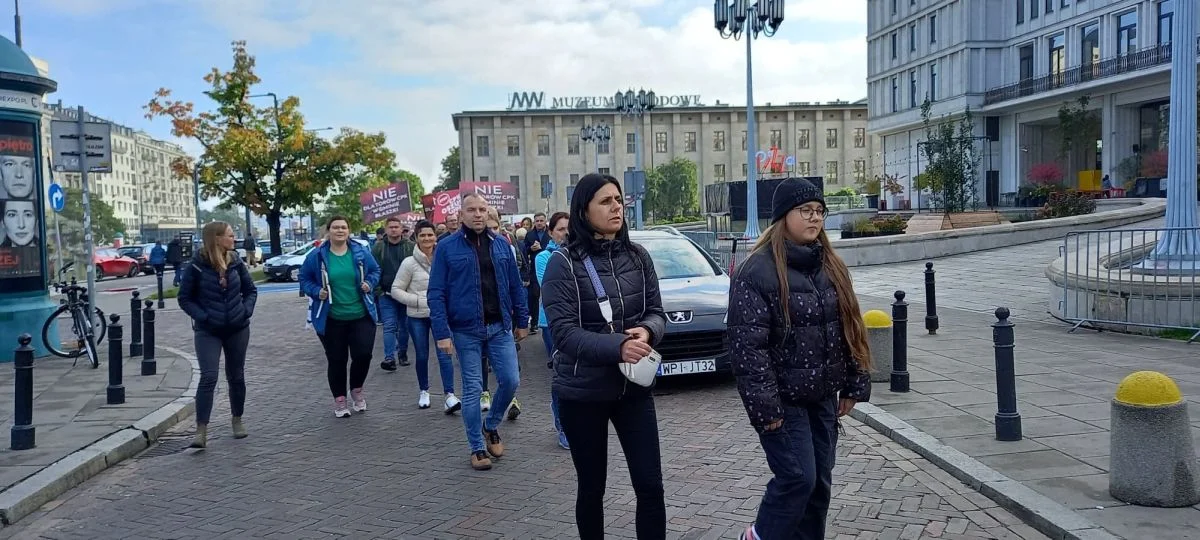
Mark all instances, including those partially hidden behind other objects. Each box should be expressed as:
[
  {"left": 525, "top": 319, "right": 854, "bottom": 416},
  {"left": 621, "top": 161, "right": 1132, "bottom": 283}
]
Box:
[
  {"left": 41, "top": 304, "right": 80, "bottom": 358},
  {"left": 91, "top": 307, "right": 108, "bottom": 343},
  {"left": 83, "top": 332, "right": 100, "bottom": 369}
]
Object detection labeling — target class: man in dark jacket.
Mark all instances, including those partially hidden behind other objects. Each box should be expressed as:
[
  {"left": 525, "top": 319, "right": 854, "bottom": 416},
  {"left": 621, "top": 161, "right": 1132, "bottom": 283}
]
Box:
[
  {"left": 523, "top": 212, "right": 550, "bottom": 333},
  {"left": 372, "top": 216, "right": 415, "bottom": 370},
  {"left": 166, "top": 238, "right": 184, "bottom": 287},
  {"left": 428, "top": 193, "right": 529, "bottom": 471},
  {"left": 149, "top": 240, "right": 167, "bottom": 275}
]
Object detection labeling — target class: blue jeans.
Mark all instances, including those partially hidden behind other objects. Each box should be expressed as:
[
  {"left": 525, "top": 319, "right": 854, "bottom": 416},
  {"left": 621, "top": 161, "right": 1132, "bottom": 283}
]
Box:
[
  {"left": 541, "top": 326, "right": 563, "bottom": 434},
  {"left": 453, "top": 322, "right": 520, "bottom": 453},
  {"left": 753, "top": 397, "right": 839, "bottom": 540},
  {"left": 409, "top": 316, "right": 455, "bottom": 394},
  {"left": 377, "top": 295, "right": 410, "bottom": 362}
]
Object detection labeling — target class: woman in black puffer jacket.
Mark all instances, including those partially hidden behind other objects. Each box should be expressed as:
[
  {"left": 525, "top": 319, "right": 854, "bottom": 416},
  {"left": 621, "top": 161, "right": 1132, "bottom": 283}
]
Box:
[
  {"left": 728, "top": 178, "right": 871, "bottom": 540},
  {"left": 542, "top": 173, "right": 667, "bottom": 540},
  {"left": 177, "top": 220, "right": 258, "bottom": 449}
]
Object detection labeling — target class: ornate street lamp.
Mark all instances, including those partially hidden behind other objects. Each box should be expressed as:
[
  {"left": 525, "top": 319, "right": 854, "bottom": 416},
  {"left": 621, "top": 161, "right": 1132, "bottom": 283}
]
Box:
[
  {"left": 579, "top": 123, "right": 611, "bottom": 174},
  {"left": 615, "top": 89, "right": 656, "bottom": 230},
  {"left": 715, "top": 0, "right": 784, "bottom": 239}
]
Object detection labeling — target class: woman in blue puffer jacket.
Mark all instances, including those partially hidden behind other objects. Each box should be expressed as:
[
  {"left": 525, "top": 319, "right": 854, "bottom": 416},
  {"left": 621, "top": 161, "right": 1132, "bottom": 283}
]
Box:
[
  {"left": 534, "top": 211, "right": 570, "bottom": 450},
  {"left": 177, "top": 220, "right": 258, "bottom": 449}
]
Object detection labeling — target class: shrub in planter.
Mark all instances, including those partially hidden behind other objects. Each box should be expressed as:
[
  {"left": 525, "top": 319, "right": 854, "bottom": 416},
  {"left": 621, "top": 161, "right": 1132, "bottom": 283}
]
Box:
[
  {"left": 874, "top": 215, "right": 908, "bottom": 235},
  {"left": 1037, "top": 190, "right": 1097, "bottom": 219}
]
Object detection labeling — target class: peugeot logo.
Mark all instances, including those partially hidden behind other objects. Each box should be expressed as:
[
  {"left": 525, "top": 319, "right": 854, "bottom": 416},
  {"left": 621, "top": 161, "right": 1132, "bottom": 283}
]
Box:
[{"left": 667, "top": 311, "right": 693, "bottom": 324}]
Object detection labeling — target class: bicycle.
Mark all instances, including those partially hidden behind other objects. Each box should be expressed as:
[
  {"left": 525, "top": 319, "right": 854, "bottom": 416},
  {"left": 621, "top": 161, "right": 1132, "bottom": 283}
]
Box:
[{"left": 41, "top": 262, "right": 107, "bottom": 368}]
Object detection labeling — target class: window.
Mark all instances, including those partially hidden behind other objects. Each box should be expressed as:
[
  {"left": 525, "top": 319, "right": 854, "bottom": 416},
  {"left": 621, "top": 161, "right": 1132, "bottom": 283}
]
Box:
[
  {"left": 713, "top": 130, "right": 726, "bottom": 151},
  {"left": 599, "top": 167, "right": 610, "bottom": 176},
  {"left": 1049, "top": 33, "right": 1066, "bottom": 81},
  {"left": 826, "top": 128, "right": 838, "bottom": 149},
  {"left": 1017, "top": 0, "right": 1024, "bottom": 23},
  {"left": 479, "top": 175, "right": 490, "bottom": 182},
  {"left": 684, "top": 131, "right": 697, "bottom": 152},
  {"left": 854, "top": 128, "right": 866, "bottom": 148},
  {"left": 741, "top": 163, "right": 748, "bottom": 177},
  {"left": 909, "top": 24, "right": 916, "bottom": 52},
  {"left": 826, "top": 161, "right": 839, "bottom": 184},
  {"left": 1062, "top": 0, "right": 1069, "bottom": 7},
  {"left": 769, "top": 129, "right": 782, "bottom": 148},
  {"left": 537, "top": 134, "right": 550, "bottom": 156},
  {"left": 1081, "top": 21, "right": 1100, "bottom": 74},
  {"left": 798, "top": 162, "right": 811, "bottom": 175},
  {"left": 476, "top": 135, "right": 490, "bottom": 157},
  {"left": 1018, "top": 44, "right": 1035, "bottom": 80},
  {"left": 854, "top": 160, "right": 867, "bottom": 182},
  {"left": 891, "top": 76, "right": 899, "bottom": 112},
  {"left": 1158, "top": 0, "right": 1174, "bottom": 45},
  {"left": 891, "top": 32, "right": 898, "bottom": 58},
  {"left": 598, "top": 139, "right": 610, "bottom": 154},
  {"left": 714, "top": 164, "right": 726, "bottom": 182},
  {"left": 509, "top": 175, "right": 520, "bottom": 183},
  {"left": 891, "top": 0, "right": 897, "bottom": 14},
  {"left": 930, "top": 14, "right": 937, "bottom": 43},
  {"left": 928, "top": 62, "right": 938, "bottom": 101},
  {"left": 1030, "top": 0, "right": 1038, "bottom": 19},
  {"left": 1045, "top": 0, "right": 1053, "bottom": 13},
  {"left": 626, "top": 132, "right": 637, "bottom": 154},
  {"left": 909, "top": 69, "right": 918, "bottom": 107},
  {"left": 507, "top": 135, "right": 520, "bottom": 156},
  {"left": 797, "top": 129, "right": 810, "bottom": 149},
  {"left": 655, "top": 132, "right": 667, "bottom": 153},
  {"left": 742, "top": 131, "right": 748, "bottom": 150},
  {"left": 569, "top": 173, "right": 579, "bottom": 185},
  {"left": 540, "top": 174, "right": 551, "bottom": 196},
  {"left": 567, "top": 134, "right": 580, "bottom": 155},
  {"left": 1117, "top": 11, "right": 1137, "bottom": 55}
]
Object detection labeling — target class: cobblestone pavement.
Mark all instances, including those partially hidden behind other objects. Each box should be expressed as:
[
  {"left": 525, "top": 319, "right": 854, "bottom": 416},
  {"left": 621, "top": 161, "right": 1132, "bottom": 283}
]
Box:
[{"left": 2, "top": 294, "right": 1047, "bottom": 540}]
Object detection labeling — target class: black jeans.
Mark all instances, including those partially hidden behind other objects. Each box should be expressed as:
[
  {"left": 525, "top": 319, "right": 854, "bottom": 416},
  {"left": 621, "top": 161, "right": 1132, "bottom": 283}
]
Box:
[
  {"left": 318, "top": 316, "right": 377, "bottom": 398},
  {"left": 559, "top": 393, "right": 666, "bottom": 540},
  {"left": 526, "top": 278, "right": 540, "bottom": 329},
  {"left": 753, "top": 397, "right": 839, "bottom": 540},
  {"left": 194, "top": 326, "right": 249, "bottom": 424}
]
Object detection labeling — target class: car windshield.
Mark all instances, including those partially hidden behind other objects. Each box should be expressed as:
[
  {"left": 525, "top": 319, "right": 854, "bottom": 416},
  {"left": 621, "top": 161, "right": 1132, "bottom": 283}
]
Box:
[
  {"left": 636, "top": 237, "right": 718, "bottom": 279},
  {"left": 117, "top": 247, "right": 142, "bottom": 256},
  {"left": 96, "top": 248, "right": 119, "bottom": 258}
]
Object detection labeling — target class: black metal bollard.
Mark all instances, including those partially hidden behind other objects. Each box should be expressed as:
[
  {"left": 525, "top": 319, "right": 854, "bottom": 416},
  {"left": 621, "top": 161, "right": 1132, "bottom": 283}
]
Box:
[
  {"left": 11, "top": 334, "right": 35, "bottom": 450},
  {"left": 890, "top": 290, "right": 910, "bottom": 393},
  {"left": 155, "top": 270, "right": 166, "bottom": 309},
  {"left": 142, "top": 300, "right": 157, "bottom": 376},
  {"left": 129, "top": 290, "right": 143, "bottom": 357},
  {"left": 107, "top": 314, "right": 125, "bottom": 405},
  {"left": 993, "top": 307, "right": 1022, "bottom": 441},
  {"left": 924, "top": 262, "right": 939, "bottom": 335}
]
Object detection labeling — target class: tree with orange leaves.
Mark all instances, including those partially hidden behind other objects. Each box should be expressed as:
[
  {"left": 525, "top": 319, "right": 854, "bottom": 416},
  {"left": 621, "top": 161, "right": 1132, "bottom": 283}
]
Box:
[{"left": 145, "top": 40, "right": 395, "bottom": 255}]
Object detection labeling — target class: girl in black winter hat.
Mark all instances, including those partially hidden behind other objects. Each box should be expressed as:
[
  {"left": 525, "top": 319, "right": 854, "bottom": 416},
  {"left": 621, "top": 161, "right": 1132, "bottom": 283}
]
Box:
[{"left": 727, "top": 177, "right": 872, "bottom": 540}]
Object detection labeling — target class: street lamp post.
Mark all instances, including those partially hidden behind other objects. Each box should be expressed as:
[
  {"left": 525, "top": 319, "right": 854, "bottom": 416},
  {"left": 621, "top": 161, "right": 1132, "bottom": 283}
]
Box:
[
  {"left": 579, "top": 123, "right": 611, "bottom": 174},
  {"left": 615, "top": 89, "right": 656, "bottom": 230},
  {"left": 715, "top": 0, "right": 785, "bottom": 239}
]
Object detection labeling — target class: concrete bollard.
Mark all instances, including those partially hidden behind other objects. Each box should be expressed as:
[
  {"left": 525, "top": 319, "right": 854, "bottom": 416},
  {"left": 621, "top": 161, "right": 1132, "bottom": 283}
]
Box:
[
  {"left": 863, "top": 310, "right": 893, "bottom": 383},
  {"left": 1110, "top": 371, "right": 1200, "bottom": 507}
]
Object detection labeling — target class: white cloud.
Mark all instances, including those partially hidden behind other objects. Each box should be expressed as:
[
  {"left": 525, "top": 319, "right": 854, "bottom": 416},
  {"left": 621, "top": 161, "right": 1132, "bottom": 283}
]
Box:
[{"left": 195, "top": 0, "right": 867, "bottom": 190}]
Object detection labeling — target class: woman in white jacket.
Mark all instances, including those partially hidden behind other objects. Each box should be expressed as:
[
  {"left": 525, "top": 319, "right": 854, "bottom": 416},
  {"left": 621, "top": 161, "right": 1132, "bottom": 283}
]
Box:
[{"left": 390, "top": 219, "right": 461, "bottom": 413}]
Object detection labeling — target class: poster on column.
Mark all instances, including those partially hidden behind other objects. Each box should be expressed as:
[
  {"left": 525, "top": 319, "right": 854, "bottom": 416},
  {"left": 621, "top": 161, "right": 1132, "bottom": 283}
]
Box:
[
  {"left": 0, "top": 120, "right": 40, "bottom": 280},
  {"left": 460, "top": 181, "right": 519, "bottom": 214}
]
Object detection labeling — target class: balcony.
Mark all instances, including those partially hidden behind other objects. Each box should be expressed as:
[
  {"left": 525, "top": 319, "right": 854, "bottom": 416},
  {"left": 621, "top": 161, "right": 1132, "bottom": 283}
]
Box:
[{"left": 984, "top": 37, "right": 1200, "bottom": 106}]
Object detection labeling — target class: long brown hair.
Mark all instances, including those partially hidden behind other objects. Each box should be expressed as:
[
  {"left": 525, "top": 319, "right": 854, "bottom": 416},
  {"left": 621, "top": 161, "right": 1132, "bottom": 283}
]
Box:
[
  {"left": 752, "top": 224, "right": 871, "bottom": 372},
  {"left": 200, "top": 221, "right": 233, "bottom": 274}
]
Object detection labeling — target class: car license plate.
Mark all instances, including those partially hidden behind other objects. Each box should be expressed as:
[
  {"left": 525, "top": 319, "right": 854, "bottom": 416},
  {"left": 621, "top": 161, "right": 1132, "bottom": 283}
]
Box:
[{"left": 657, "top": 359, "right": 716, "bottom": 376}]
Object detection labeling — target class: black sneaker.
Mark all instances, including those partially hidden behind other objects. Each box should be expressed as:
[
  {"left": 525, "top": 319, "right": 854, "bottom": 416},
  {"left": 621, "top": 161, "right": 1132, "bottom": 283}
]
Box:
[
  {"left": 398, "top": 357, "right": 411, "bottom": 367},
  {"left": 506, "top": 398, "right": 522, "bottom": 421},
  {"left": 380, "top": 359, "right": 397, "bottom": 372}
]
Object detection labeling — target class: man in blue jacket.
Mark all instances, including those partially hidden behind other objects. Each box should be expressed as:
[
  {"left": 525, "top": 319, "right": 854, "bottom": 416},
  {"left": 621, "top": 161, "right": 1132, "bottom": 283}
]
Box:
[
  {"left": 149, "top": 240, "right": 167, "bottom": 275},
  {"left": 428, "top": 192, "right": 529, "bottom": 471}
]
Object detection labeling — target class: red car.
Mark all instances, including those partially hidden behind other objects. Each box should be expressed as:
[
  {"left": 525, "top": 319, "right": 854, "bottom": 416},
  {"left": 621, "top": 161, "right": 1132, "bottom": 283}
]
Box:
[{"left": 93, "top": 248, "right": 140, "bottom": 279}]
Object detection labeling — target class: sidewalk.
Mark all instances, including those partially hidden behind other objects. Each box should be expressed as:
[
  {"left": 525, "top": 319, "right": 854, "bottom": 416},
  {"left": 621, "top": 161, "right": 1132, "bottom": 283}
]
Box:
[
  {"left": 0, "top": 343, "right": 197, "bottom": 526},
  {"left": 855, "top": 292, "right": 1199, "bottom": 540}
]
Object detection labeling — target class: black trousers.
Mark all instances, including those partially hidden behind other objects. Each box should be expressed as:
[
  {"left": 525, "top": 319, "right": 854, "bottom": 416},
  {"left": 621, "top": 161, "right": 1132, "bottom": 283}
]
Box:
[
  {"left": 526, "top": 278, "right": 540, "bottom": 329},
  {"left": 318, "top": 316, "right": 376, "bottom": 398},
  {"left": 559, "top": 393, "right": 666, "bottom": 540}
]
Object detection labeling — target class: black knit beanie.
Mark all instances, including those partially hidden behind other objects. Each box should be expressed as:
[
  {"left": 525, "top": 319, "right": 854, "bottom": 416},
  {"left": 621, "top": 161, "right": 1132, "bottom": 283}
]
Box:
[{"left": 770, "top": 178, "right": 825, "bottom": 223}]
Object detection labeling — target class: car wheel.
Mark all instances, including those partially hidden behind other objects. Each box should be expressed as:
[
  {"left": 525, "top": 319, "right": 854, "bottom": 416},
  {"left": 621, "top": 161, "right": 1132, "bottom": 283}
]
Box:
[
  {"left": 126, "top": 265, "right": 138, "bottom": 278},
  {"left": 95, "top": 266, "right": 104, "bottom": 279},
  {"left": 288, "top": 267, "right": 299, "bottom": 281}
]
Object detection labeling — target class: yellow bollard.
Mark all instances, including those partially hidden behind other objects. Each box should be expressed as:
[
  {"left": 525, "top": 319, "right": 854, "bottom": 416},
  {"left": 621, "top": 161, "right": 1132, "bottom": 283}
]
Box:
[
  {"left": 862, "top": 310, "right": 892, "bottom": 383},
  {"left": 1110, "top": 371, "right": 1200, "bottom": 507}
]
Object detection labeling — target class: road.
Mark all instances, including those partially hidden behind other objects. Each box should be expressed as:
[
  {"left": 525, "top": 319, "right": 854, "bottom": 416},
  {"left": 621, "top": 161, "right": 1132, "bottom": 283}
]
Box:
[{"left": 1, "top": 292, "right": 1049, "bottom": 540}]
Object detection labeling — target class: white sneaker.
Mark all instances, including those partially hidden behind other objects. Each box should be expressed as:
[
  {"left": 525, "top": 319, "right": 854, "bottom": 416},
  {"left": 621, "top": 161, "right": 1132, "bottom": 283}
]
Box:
[
  {"left": 418, "top": 391, "right": 431, "bottom": 409},
  {"left": 333, "top": 397, "right": 351, "bottom": 418},
  {"left": 444, "top": 393, "right": 462, "bottom": 414},
  {"left": 480, "top": 391, "right": 492, "bottom": 412},
  {"left": 350, "top": 389, "right": 367, "bottom": 412}
]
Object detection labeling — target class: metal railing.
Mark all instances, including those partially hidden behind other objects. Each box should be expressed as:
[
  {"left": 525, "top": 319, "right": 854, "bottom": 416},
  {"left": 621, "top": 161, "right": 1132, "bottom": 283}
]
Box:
[
  {"left": 1053, "top": 227, "right": 1199, "bottom": 342},
  {"left": 984, "top": 37, "right": 1200, "bottom": 106}
]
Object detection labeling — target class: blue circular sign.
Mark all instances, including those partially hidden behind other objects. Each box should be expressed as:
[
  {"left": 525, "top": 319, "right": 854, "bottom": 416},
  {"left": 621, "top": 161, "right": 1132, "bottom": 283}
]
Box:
[{"left": 48, "top": 183, "right": 65, "bottom": 213}]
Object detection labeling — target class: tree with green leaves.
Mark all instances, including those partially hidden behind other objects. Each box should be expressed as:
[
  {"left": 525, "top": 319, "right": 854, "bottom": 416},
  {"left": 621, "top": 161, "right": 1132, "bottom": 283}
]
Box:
[
  {"left": 435, "top": 146, "right": 461, "bottom": 192},
  {"left": 144, "top": 41, "right": 396, "bottom": 255},
  {"left": 646, "top": 158, "right": 700, "bottom": 221},
  {"left": 919, "top": 99, "right": 981, "bottom": 213},
  {"left": 324, "top": 168, "right": 426, "bottom": 231}
]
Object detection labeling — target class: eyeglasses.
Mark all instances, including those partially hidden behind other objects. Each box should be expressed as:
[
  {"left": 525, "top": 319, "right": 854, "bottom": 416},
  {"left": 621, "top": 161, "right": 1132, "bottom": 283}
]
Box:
[{"left": 792, "top": 207, "right": 828, "bottom": 220}]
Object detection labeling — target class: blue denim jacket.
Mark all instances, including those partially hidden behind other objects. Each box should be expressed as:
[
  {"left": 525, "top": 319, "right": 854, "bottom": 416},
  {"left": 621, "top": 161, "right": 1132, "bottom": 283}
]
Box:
[{"left": 298, "top": 241, "right": 380, "bottom": 335}]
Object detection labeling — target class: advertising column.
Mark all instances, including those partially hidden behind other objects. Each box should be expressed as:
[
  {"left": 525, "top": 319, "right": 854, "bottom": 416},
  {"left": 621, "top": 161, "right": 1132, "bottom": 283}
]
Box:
[{"left": 0, "top": 36, "right": 58, "bottom": 362}]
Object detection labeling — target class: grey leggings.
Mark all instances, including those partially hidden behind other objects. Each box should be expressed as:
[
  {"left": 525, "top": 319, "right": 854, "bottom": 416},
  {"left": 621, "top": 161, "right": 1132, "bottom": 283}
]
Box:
[{"left": 194, "top": 327, "right": 249, "bottom": 424}]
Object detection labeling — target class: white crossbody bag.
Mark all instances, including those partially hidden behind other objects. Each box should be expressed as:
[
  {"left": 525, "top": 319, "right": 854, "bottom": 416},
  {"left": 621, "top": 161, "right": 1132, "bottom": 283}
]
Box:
[{"left": 581, "top": 255, "right": 660, "bottom": 387}]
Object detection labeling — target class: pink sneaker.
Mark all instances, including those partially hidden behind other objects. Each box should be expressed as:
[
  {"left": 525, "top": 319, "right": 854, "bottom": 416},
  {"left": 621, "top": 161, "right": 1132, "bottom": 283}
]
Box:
[
  {"left": 333, "top": 397, "right": 351, "bottom": 418},
  {"left": 350, "top": 388, "right": 367, "bottom": 412}
]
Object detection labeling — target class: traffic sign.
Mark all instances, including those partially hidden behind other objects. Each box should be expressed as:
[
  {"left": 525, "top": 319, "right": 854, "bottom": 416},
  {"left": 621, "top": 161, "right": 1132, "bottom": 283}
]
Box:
[
  {"left": 48, "top": 183, "right": 65, "bottom": 213},
  {"left": 50, "top": 119, "right": 113, "bottom": 173}
]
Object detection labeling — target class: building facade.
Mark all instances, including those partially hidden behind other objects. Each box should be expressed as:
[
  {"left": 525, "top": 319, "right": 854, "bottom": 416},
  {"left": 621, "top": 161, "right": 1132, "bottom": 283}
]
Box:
[
  {"left": 868, "top": 0, "right": 1188, "bottom": 207},
  {"left": 46, "top": 101, "right": 195, "bottom": 242},
  {"left": 452, "top": 97, "right": 873, "bottom": 214}
]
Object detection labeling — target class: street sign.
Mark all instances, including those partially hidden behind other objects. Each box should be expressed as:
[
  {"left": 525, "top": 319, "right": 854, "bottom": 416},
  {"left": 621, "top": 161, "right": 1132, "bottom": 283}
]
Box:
[
  {"left": 49, "top": 120, "right": 113, "bottom": 173},
  {"left": 48, "top": 183, "right": 65, "bottom": 213}
]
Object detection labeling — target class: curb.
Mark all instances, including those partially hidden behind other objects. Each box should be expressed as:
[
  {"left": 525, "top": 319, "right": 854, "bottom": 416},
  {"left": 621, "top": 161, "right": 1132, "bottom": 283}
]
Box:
[
  {"left": 850, "top": 403, "right": 1122, "bottom": 540},
  {"left": 0, "top": 347, "right": 200, "bottom": 527}
]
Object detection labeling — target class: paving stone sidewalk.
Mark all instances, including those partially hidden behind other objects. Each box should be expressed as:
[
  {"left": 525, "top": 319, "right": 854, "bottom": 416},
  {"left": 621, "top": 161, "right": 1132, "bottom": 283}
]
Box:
[
  {"left": 0, "top": 325, "right": 196, "bottom": 526},
  {"left": 2, "top": 293, "right": 1049, "bottom": 539},
  {"left": 856, "top": 292, "right": 1199, "bottom": 540}
]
